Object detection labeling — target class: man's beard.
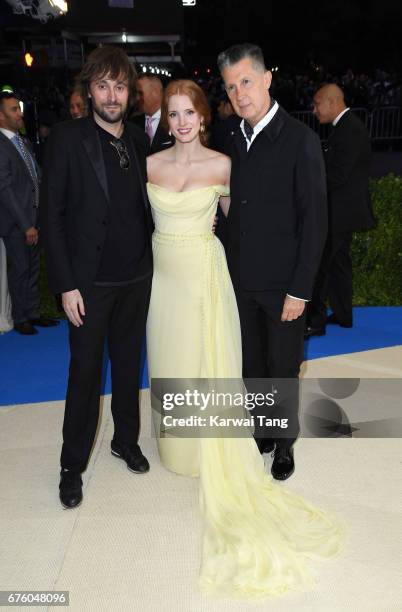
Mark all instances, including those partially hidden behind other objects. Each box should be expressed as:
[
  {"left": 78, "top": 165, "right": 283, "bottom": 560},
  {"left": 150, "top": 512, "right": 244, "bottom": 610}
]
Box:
[{"left": 92, "top": 100, "right": 126, "bottom": 124}]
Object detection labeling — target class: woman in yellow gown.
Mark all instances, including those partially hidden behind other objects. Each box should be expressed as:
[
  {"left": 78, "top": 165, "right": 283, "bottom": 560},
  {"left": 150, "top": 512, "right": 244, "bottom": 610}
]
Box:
[{"left": 146, "top": 80, "right": 343, "bottom": 598}]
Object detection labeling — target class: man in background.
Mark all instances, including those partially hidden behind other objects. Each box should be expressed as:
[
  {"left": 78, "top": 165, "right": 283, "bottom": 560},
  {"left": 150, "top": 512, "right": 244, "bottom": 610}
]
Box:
[
  {"left": 210, "top": 94, "right": 241, "bottom": 247},
  {"left": 133, "top": 74, "right": 173, "bottom": 153},
  {"left": 0, "top": 91, "right": 58, "bottom": 335},
  {"left": 210, "top": 93, "right": 241, "bottom": 154},
  {"left": 69, "top": 88, "right": 87, "bottom": 120},
  {"left": 306, "top": 83, "right": 375, "bottom": 336},
  {"left": 35, "top": 109, "right": 58, "bottom": 166}
]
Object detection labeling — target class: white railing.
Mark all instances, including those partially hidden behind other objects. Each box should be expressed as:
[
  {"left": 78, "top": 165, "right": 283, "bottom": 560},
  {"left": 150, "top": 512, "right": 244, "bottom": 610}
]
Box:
[{"left": 291, "top": 107, "right": 401, "bottom": 141}]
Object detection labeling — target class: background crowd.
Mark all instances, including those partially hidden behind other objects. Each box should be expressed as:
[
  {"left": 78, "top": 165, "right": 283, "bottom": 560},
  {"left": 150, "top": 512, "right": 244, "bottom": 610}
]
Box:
[
  {"left": 0, "top": 56, "right": 400, "bottom": 336},
  {"left": 11, "top": 65, "right": 402, "bottom": 162}
]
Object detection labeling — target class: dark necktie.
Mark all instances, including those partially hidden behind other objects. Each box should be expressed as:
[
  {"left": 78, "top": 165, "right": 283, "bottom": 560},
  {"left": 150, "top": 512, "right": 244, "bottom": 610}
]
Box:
[
  {"left": 13, "top": 134, "right": 40, "bottom": 207},
  {"left": 243, "top": 120, "right": 254, "bottom": 142}
]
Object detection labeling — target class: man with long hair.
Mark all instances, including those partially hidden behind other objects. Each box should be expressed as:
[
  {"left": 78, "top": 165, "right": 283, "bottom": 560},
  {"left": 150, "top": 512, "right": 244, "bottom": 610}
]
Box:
[{"left": 41, "top": 46, "right": 153, "bottom": 508}]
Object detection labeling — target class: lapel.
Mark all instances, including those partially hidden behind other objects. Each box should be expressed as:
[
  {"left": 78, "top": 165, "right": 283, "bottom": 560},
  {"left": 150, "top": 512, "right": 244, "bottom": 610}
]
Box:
[
  {"left": 328, "top": 110, "right": 351, "bottom": 144},
  {"left": 232, "top": 106, "right": 287, "bottom": 159},
  {"left": 0, "top": 131, "right": 34, "bottom": 184},
  {"left": 233, "top": 125, "right": 248, "bottom": 159},
  {"left": 328, "top": 121, "right": 339, "bottom": 146},
  {"left": 260, "top": 106, "right": 286, "bottom": 145},
  {"left": 151, "top": 122, "right": 173, "bottom": 153},
  {"left": 81, "top": 117, "right": 109, "bottom": 202},
  {"left": 125, "top": 124, "right": 150, "bottom": 213}
]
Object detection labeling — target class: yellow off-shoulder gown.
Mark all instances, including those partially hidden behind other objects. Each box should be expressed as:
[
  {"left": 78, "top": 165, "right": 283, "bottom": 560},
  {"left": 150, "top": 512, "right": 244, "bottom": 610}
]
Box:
[{"left": 146, "top": 182, "right": 343, "bottom": 598}]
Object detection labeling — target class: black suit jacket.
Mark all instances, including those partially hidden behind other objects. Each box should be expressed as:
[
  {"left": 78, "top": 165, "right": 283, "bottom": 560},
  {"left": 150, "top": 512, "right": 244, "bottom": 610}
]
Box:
[
  {"left": 210, "top": 114, "right": 242, "bottom": 154},
  {"left": 227, "top": 106, "right": 328, "bottom": 301},
  {"left": 325, "top": 110, "right": 375, "bottom": 233},
  {"left": 40, "top": 116, "right": 152, "bottom": 296},
  {"left": 130, "top": 114, "right": 174, "bottom": 154},
  {"left": 0, "top": 132, "right": 39, "bottom": 237}
]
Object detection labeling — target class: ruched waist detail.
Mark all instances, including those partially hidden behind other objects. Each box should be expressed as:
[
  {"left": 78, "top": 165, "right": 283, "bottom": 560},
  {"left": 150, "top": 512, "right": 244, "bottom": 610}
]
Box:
[{"left": 152, "top": 230, "right": 214, "bottom": 245}]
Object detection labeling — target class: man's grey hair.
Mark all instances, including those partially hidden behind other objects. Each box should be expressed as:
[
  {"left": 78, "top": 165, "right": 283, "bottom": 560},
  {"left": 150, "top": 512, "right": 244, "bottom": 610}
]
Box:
[{"left": 217, "top": 43, "right": 267, "bottom": 73}]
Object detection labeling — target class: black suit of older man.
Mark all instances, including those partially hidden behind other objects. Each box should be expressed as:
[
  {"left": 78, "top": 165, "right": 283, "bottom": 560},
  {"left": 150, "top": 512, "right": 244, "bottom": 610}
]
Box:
[
  {"left": 308, "top": 110, "right": 374, "bottom": 331},
  {"left": 131, "top": 114, "right": 173, "bottom": 154},
  {"left": 226, "top": 105, "right": 327, "bottom": 450}
]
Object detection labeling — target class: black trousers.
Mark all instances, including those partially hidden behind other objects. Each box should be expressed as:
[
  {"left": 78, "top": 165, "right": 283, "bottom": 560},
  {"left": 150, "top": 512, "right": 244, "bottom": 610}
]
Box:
[
  {"left": 308, "top": 231, "right": 353, "bottom": 329},
  {"left": 61, "top": 277, "right": 152, "bottom": 472},
  {"left": 233, "top": 286, "right": 304, "bottom": 449},
  {"left": 3, "top": 234, "right": 40, "bottom": 324}
]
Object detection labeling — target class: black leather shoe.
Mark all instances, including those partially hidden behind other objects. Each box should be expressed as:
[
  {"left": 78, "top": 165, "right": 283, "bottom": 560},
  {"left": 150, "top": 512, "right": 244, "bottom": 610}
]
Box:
[
  {"left": 14, "top": 322, "right": 38, "bottom": 335},
  {"left": 255, "top": 438, "right": 275, "bottom": 455},
  {"left": 59, "top": 470, "right": 83, "bottom": 509},
  {"left": 30, "top": 317, "right": 60, "bottom": 327},
  {"left": 326, "top": 313, "right": 353, "bottom": 328},
  {"left": 111, "top": 441, "right": 150, "bottom": 474},
  {"left": 304, "top": 325, "right": 326, "bottom": 338},
  {"left": 271, "top": 447, "right": 295, "bottom": 480}
]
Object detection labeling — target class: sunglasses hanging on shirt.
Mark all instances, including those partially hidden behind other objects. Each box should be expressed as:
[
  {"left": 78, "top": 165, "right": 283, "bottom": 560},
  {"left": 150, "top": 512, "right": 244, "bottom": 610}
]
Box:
[{"left": 110, "top": 137, "right": 131, "bottom": 170}]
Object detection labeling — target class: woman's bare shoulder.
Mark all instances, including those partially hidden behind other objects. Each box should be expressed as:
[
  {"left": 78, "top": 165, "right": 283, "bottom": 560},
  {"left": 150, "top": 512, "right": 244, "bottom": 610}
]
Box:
[
  {"left": 147, "top": 149, "right": 174, "bottom": 165},
  {"left": 201, "top": 148, "right": 231, "bottom": 184},
  {"left": 147, "top": 149, "right": 175, "bottom": 176},
  {"left": 204, "top": 148, "right": 231, "bottom": 168}
]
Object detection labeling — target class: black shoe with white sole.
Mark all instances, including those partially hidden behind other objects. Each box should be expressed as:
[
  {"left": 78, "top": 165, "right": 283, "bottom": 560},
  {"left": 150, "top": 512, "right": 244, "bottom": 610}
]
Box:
[{"left": 111, "top": 441, "right": 150, "bottom": 474}]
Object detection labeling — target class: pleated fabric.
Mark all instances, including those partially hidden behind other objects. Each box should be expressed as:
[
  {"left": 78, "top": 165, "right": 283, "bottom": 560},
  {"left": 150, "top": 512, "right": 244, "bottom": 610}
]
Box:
[{"left": 146, "top": 182, "right": 343, "bottom": 598}]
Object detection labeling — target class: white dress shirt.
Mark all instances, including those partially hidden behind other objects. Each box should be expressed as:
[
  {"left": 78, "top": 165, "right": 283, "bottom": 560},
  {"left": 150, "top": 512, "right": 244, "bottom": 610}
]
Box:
[
  {"left": 145, "top": 108, "right": 161, "bottom": 141},
  {"left": 240, "top": 101, "right": 279, "bottom": 151},
  {"left": 0, "top": 127, "right": 17, "bottom": 140},
  {"left": 332, "top": 107, "right": 350, "bottom": 126},
  {"left": 1, "top": 128, "right": 38, "bottom": 181},
  {"left": 0, "top": 127, "right": 30, "bottom": 166}
]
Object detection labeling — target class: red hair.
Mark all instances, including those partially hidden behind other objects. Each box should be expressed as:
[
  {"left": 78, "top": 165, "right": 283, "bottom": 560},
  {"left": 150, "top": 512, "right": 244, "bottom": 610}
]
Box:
[{"left": 161, "top": 79, "right": 211, "bottom": 145}]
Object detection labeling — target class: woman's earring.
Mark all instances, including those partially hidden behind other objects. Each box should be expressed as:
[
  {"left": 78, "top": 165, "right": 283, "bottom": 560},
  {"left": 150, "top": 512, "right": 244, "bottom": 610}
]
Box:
[
  {"left": 200, "top": 122, "right": 205, "bottom": 133},
  {"left": 168, "top": 130, "right": 172, "bottom": 136}
]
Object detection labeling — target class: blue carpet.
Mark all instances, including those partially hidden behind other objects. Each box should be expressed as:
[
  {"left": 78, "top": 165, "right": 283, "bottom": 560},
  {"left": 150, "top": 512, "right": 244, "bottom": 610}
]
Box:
[
  {"left": 0, "top": 322, "right": 148, "bottom": 406},
  {"left": 304, "top": 306, "right": 402, "bottom": 359},
  {"left": 0, "top": 306, "right": 401, "bottom": 406}
]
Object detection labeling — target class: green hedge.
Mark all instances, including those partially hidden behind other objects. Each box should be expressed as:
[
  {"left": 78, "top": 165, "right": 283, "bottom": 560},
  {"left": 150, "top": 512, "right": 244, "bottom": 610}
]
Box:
[
  {"left": 352, "top": 174, "right": 402, "bottom": 305},
  {"left": 39, "top": 173, "right": 402, "bottom": 314}
]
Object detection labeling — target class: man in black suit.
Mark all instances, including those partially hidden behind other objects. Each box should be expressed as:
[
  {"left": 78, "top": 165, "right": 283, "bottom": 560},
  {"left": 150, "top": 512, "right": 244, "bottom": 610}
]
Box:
[
  {"left": 306, "top": 84, "right": 375, "bottom": 336},
  {"left": 218, "top": 43, "right": 327, "bottom": 480},
  {"left": 0, "top": 92, "right": 59, "bottom": 335},
  {"left": 133, "top": 75, "right": 173, "bottom": 153},
  {"left": 210, "top": 93, "right": 241, "bottom": 154},
  {"left": 41, "top": 47, "right": 153, "bottom": 509},
  {"left": 210, "top": 94, "right": 241, "bottom": 248}
]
